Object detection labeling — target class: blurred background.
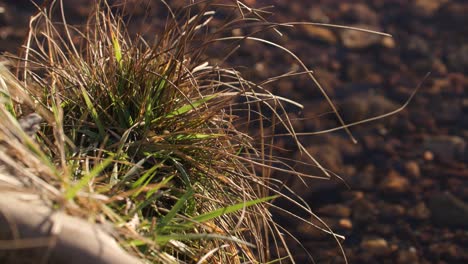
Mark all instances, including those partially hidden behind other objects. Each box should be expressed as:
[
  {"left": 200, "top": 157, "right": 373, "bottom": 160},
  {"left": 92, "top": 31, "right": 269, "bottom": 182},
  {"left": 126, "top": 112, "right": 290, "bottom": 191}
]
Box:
[{"left": 1, "top": 0, "right": 466, "bottom": 263}]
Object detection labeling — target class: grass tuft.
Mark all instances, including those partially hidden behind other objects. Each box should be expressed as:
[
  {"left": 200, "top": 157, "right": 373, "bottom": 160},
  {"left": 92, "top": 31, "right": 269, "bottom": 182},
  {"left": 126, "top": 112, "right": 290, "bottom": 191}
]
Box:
[{"left": 0, "top": 0, "right": 377, "bottom": 263}]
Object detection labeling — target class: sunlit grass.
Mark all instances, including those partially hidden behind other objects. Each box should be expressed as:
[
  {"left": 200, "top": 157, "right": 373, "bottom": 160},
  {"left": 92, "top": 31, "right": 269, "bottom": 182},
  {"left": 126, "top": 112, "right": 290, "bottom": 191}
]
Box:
[{"left": 0, "top": 0, "right": 380, "bottom": 263}]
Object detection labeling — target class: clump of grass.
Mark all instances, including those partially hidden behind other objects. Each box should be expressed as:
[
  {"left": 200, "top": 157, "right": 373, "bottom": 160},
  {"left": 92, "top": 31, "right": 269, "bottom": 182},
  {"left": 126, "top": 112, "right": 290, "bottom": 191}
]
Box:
[{"left": 0, "top": 0, "right": 366, "bottom": 263}]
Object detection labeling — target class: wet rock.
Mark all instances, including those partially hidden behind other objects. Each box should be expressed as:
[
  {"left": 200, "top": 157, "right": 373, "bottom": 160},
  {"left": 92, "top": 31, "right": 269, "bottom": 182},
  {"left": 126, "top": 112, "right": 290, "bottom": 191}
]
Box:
[
  {"left": 360, "top": 238, "right": 391, "bottom": 256},
  {"left": 396, "top": 247, "right": 419, "bottom": 264},
  {"left": 303, "top": 25, "right": 337, "bottom": 44},
  {"left": 404, "top": 161, "right": 421, "bottom": 178},
  {"left": 379, "top": 170, "right": 410, "bottom": 193},
  {"left": 411, "top": 0, "right": 448, "bottom": 18},
  {"left": 447, "top": 44, "right": 468, "bottom": 74},
  {"left": 318, "top": 204, "right": 351, "bottom": 218},
  {"left": 428, "top": 192, "right": 468, "bottom": 228},
  {"left": 423, "top": 135, "right": 466, "bottom": 161},
  {"left": 408, "top": 202, "right": 431, "bottom": 220},
  {"left": 340, "top": 24, "right": 384, "bottom": 49}
]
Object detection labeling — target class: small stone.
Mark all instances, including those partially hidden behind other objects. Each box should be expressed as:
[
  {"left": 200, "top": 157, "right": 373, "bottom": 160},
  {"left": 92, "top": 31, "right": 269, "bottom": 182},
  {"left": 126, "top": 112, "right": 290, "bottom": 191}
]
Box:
[
  {"left": 231, "top": 28, "right": 243, "bottom": 36},
  {"left": 303, "top": 25, "right": 337, "bottom": 44},
  {"left": 382, "top": 37, "right": 396, "bottom": 49},
  {"left": 423, "top": 150, "right": 434, "bottom": 161},
  {"left": 360, "top": 238, "right": 391, "bottom": 256},
  {"left": 408, "top": 202, "right": 431, "bottom": 220},
  {"left": 308, "top": 7, "right": 330, "bottom": 23},
  {"left": 338, "top": 218, "right": 353, "bottom": 229},
  {"left": 379, "top": 170, "right": 410, "bottom": 193},
  {"left": 404, "top": 161, "right": 421, "bottom": 178},
  {"left": 429, "top": 78, "right": 450, "bottom": 94},
  {"left": 341, "top": 191, "right": 364, "bottom": 201},
  {"left": 412, "top": 0, "right": 448, "bottom": 17},
  {"left": 397, "top": 247, "right": 419, "bottom": 264},
  {"left": 340, "top": 24, "right": 383, "bottom": 49},
  {"left": 318, "top": 204, "right": 352, "bottom": 218}
]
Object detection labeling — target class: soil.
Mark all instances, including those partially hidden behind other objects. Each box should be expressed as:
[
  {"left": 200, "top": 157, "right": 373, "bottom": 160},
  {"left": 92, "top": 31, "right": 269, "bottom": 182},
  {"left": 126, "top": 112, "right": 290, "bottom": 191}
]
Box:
[{"left": 1, "top": 0, "right": 466, "bottom": 263}]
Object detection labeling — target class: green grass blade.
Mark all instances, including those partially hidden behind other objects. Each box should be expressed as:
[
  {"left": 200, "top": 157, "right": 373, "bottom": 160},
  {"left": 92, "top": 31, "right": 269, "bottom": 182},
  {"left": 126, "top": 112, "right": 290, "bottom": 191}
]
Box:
[
  {"left": 157, "top": 188, "right": 194, "bottom": 231},
  {"left": 165, "top": 95, "right": 216, "bottom": 118},
  {"left": 112, "top": 35, "right": 123, "bottom": 68},
  {"left": 65, "top": 156, "right": 114, "bottom": 200},
  {"left": 79, "top": 86, "right": 106, "bottom": 139},
  {"left": 171, "top": 133, "right": 222, "bottom": 141},
  {"left": 172, "top": 158, "right": 191, "bottom": 187},
  {"left": 191, "top": 195, "right": 278, "bottom": 224}
]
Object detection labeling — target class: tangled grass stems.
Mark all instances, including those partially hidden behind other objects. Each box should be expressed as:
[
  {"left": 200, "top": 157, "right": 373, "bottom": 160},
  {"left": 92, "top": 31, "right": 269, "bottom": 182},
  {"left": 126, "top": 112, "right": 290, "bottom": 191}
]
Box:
[{"left": 0, "top": 0, "right": 401, "bottom": 263}]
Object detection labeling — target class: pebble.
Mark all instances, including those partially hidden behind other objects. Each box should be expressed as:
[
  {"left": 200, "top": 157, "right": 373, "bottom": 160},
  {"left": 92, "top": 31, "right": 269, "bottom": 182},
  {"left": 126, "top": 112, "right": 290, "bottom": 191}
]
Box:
[
  {"left": 411, "top": 0, "right": 448, "bottom": 18},
  {"left": 340, "top": 24, "right": 384, "bottom": 49},
  {"left": 360, "top": 238, "right": 391, "bottom": 256},
  {"left": 308, "top": 7, "right": 330, "bottom": 23},
  {"left": 423, "top": 150, "right": 434, "bottom": 161},
  {"left": 379, "top": 170, "right": 410, "bottom": 193},
  {"left": 408, "top": 202, "right": 431, "bottom": 220},
  {"left": 303, "top": 25, "right": 337, "bottom": 44},
  {"left": 404, "top": 161, "right": 421, "bottom": 178},
  {"left": 318, "top": 204, "right": 351, "bottom": 218},
  {"left": 396, "top": 247, "right": 419, "bottom": 264},
  {"left": 338, "top": 218, "right": 353, "bottom": 230}
]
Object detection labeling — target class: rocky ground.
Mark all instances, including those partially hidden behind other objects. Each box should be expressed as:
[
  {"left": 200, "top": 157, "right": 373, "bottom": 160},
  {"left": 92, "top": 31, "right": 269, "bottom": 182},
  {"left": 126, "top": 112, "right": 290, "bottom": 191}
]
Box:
[{"left": 1, "top": 0, "right": 466, "bottom": 263}]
